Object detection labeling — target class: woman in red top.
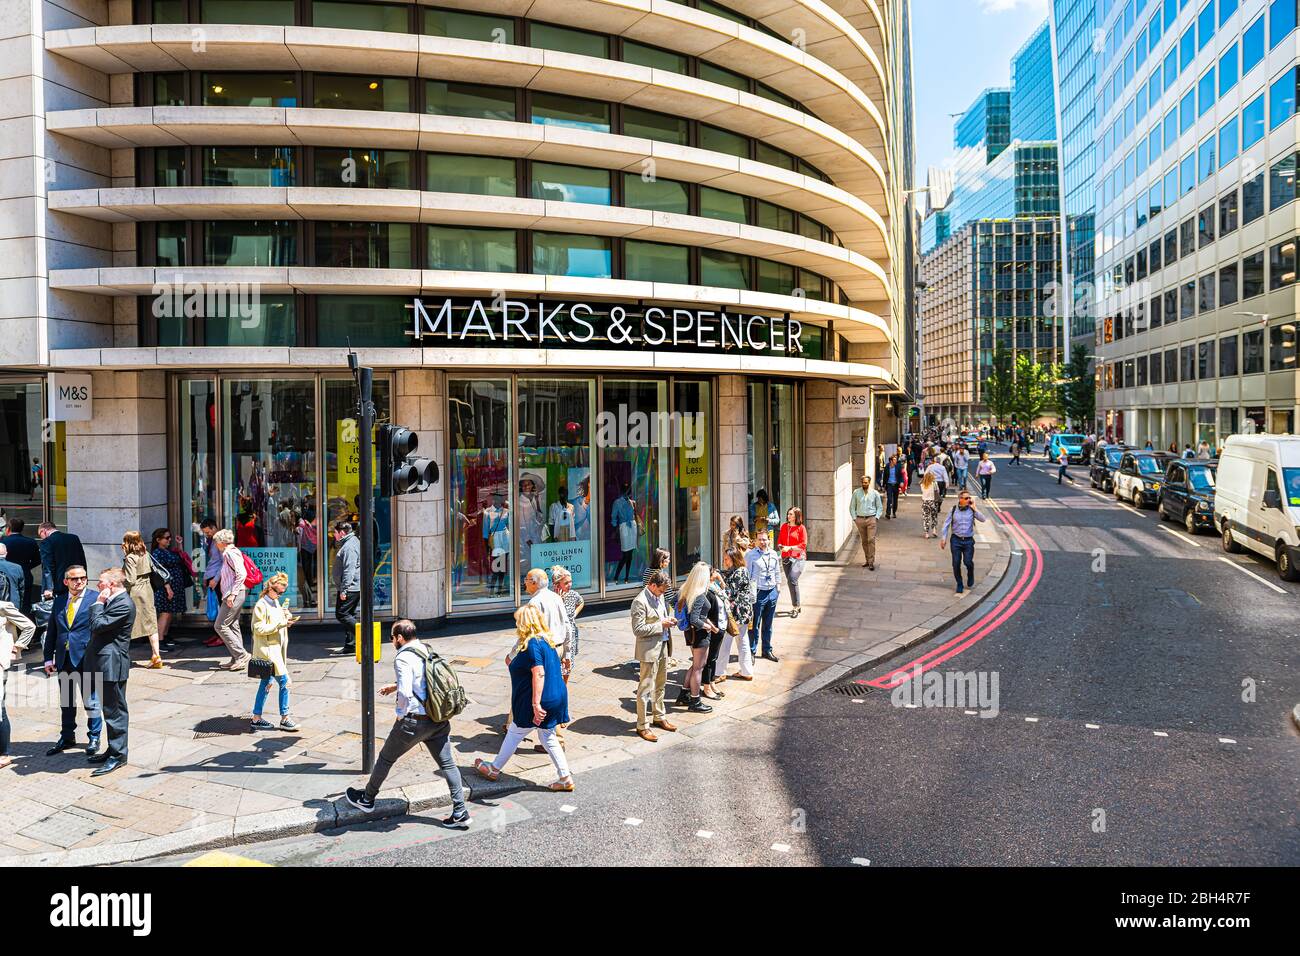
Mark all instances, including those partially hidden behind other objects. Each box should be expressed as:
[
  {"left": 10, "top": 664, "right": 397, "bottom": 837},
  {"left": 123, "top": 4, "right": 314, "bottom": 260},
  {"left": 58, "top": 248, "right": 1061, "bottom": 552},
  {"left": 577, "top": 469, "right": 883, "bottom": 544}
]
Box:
[{"left": 777, "top": 507, "right": 808, "bottom": 618}]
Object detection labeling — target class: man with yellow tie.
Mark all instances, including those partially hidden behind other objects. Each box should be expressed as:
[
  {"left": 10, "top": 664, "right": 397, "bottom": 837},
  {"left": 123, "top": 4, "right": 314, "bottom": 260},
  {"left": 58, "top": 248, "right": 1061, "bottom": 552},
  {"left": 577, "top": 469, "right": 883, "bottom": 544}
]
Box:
[{"left": 41, "top": 565, "right": 103, "bottom": 757}]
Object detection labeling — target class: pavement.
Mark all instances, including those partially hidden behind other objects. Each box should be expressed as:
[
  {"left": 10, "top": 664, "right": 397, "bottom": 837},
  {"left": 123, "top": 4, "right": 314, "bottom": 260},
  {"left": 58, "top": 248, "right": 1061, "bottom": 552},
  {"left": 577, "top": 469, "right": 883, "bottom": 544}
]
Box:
[{"left": 0, "top": 488, "right": 1010, "bottom": 866}]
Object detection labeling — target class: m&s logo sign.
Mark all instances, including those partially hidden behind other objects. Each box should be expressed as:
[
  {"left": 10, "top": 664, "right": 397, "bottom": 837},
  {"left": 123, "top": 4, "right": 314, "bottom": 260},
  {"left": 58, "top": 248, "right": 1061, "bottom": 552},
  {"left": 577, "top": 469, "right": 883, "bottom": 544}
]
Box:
[
  {"left": 48, "top": 373, "right": 93, "bottom": 422},
  {"left": 837, "top": 386, "right": 872, "bottom": 419}
]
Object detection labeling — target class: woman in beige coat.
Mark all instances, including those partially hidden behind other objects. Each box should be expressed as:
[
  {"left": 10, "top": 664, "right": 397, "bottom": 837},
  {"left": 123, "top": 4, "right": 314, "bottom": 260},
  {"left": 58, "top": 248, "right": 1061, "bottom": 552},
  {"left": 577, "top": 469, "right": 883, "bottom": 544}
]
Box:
[
  {"left": 250, "top": 572, "right": 299, "bottom": 732},
  {"left": 123, "top": 531, "right": 162, "bottom": 669}
]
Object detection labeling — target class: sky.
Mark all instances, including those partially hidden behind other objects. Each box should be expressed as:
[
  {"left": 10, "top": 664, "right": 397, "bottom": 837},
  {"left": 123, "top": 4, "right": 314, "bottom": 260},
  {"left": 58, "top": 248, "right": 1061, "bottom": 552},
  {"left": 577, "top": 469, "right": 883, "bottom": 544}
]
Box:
[{"left": 911, "top": 0, "right": 1052, "bottom": 188}]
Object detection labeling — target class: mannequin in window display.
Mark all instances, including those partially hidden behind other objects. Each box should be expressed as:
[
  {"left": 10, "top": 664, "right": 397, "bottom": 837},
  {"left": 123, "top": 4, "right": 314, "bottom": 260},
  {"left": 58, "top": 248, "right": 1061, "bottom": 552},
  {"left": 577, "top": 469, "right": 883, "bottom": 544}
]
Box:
[
  {"left": 750, "top": 488, "right": 779, "bottom": 538},
  {"left": 572, "top": 476, "right": 592, "bottom": 542},
  {"left": 479, "top": 490, "right": 510, "bottom": 595},
  {"left": 610, "top": 483, "right": 640, "bottom": 584},
  {"left": 517, "top": 473, "right": 546, "bottom": 570},
  {"left": 548, "top": 486, "right": 576, "bottom": 543}
]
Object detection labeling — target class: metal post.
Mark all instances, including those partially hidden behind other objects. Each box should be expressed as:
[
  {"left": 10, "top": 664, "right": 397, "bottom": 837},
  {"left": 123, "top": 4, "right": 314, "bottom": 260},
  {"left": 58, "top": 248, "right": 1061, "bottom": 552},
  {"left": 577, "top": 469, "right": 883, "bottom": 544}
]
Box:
[{"left": 357, "top": 365, "right": 376, "bottom": 773}]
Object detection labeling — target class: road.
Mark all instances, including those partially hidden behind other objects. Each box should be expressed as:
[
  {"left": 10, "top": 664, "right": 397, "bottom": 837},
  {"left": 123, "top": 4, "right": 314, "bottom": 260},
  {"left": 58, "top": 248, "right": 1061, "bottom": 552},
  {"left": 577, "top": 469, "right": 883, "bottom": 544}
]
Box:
[{"left": 149, "top": 451, "right": 1300, "bottom": 867}]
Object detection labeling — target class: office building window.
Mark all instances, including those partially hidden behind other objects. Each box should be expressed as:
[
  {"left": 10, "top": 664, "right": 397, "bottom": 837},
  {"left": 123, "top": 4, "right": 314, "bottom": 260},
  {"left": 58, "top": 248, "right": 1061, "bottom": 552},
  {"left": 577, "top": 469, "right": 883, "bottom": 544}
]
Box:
[
  {"left": 1150, "top": 350, "right": 1163, "bottom": 384},
  {"left": 623, "top": 174, "right": 689, "bottom": 214},
  {"left": 423, "top": 7, "right": 514, "bottom": 42},
  {"left": 312, "top": 1, "right": 408, "bottom": 32},
  {"left": 1165, "top": 348, "right": 1179, "bottom": 382},
  {"left": 1243, "top": 250, "right": 1265, "bottom": 297},
  {"left": 1271, "top": 152, "right": 1298, "bottom": 208},
  {"left": 1270, "top": 322, "right": 1298, "bottom": 370},
  {"left": 202, "top": 72, "right": 296, "bottom": 107},
  {"left": 1243, "top": 94, "right": 1266, "bottom": 147},
  {"left": 1243, "top": 15, "right": 1265, "bottom": 74},
  {"left": 533, "top": 233, "right": 612, "bottom": 278},
  {"left": 1270, "top": 67, "right": 1298, "bottom": 129},
  {"left": 1180, "top": 281, "right": 1196, "bottom": 319},
  {"left": 1220, "top": 190, "right": 1239, "bottom": 235},
  {"left": 529, "top": 163, "right": 611, "bottom": 205},
  {"left": 313, "top": 74, "right": 409, "bottom": 112},
  {"left": 315, "top": 148, "right": 411, "bottom": 189},
  {"left": 1179, "top": 219, "right": 1195, "bottom": 257},
  {"left": 1180, "top": 344, "right": 1196, "bottom": 381},
  {"left": 1270, "top": 237, "right": 1298, "bottom": 289},
  {"left": 426, "top": 225, "right": 518, "bottom": 272},
  {"left": 1219, "top": 263, "right": 1240, "bottom": 306},
  {"left": 427, "top": 153, "right": 516, "bottom": 196},
  {"left": 530, "top": 93, "right": 609, "bottom": 132},
  {"left": 1198, "top": 340, "right": 1216, "bottom": 379},
  {"left": 1198, "top": 205, "right": 1216, "bottom": 247},
  {"left": 1220, "top": 116, "right": 1240, "bottom": 166},
  {"left": 623, "top": 107, "right": 688, "bottom": 145},
  {"left": 1243, "top": 328, "right": 1266, "bottom": 373},
  {"left": 426, "top": 81, "right": 516, "bottom": 120},
  {"left": 1220, "top": 334, "right": 1239, "bottom": 376},
  {"left": 1198, "top": 273, "right": 1216, "bottom": 313},
  {"left": 624, "top": 240, "right": 689, "bottom": 283},
  {"left": 1270, "top": 0, "right": 1298, "bottom": 49},
  {"left": 1243, "top": 171, "right": 1266, "bottom": 223}
]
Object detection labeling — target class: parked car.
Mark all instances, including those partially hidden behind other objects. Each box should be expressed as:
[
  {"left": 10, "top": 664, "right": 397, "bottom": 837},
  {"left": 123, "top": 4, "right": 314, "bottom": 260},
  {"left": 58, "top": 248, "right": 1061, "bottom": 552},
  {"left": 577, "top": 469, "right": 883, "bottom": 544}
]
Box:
[
  {"left": 1048, "top": 433, "right": 1087, "bottom": 463},
  {"left": 1089, "top": 444, "right": 1129, "bottom": 491},
  {"left": 1113, "top": 451, "right": 1173, "bottom": 508},
  {"left": 1158, "top": 459, "right": 1217, "bottom": 534},
  {"left": 1214, "top": 435, "right": 1300, "bottom": 581}
]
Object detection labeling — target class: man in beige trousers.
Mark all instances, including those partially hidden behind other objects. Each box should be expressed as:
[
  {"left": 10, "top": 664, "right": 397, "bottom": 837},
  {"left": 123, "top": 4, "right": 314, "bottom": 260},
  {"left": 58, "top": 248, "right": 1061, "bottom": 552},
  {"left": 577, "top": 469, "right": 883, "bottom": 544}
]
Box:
[
  {"left": 629, "top": 570, "right": 678, "bottom": 742},
  {"left": 850, "top": 474, "right": 884, "bottom": 570}
]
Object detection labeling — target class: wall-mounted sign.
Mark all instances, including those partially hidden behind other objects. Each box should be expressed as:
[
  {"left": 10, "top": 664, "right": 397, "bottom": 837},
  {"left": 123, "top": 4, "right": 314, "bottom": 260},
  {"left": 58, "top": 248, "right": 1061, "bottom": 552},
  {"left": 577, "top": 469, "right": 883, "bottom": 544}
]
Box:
[
  {"left": 410, "top": 298, "right": 805, "bottom": 354},
  {"left": 48, "top": 373, "right": 92, "bottom": 421},
  {"left": 837, "top": 386, "right": 872, "bottom": 419}
]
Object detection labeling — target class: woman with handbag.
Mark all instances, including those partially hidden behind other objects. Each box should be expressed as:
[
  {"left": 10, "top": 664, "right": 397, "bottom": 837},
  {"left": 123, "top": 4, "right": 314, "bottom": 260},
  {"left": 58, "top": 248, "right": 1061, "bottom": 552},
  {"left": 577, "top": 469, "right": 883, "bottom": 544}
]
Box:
[
  {"left": 122, "top": 531, "right": 163, "bottom": 669},
  {"left": 249, "top": 572, "right": 299, "bottom": 732},
  {"left": 674, "top": 562, "right": 719, "bottom": 713},
  {"left": 699, "top": 567, "right": 731, "bottom": 701},
  {"left": 150, "top": 528, "right": 187, "bottom": 652},
  {"left": 716, "top": 547, "right": 754, "bottom": 682}
]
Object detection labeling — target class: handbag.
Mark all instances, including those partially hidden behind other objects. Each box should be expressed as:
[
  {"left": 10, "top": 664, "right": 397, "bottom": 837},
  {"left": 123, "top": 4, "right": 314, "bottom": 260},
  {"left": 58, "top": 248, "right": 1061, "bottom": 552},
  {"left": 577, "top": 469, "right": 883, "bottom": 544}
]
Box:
[
  {"left": 148, "top": 552, "right": 171, "bottom": 590},
  {"left": 205, "top": 587, "right": 219, "bottom": 622},
  {"left": 247, "top": 657, "right": 275, "bottom": 681}
]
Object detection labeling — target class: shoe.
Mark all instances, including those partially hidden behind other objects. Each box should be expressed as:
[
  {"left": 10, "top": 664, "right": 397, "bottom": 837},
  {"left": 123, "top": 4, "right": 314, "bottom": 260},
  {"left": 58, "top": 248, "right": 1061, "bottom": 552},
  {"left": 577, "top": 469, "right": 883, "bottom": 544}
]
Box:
[
  {"left": 279, "top": 717, "right": 300, "bottom": 732},
  {"left": 230, "top": 656, "right": 251, "bottom": 671},
  {"left": 162, "top": 640, "right": 178, "bottom": 652},
  {"left": 85, "top": 737, "right": 100, "bottom": 757},
  {"left": 729, "top": 674, "right": 754, "bottom": 681},
  {"left": 533, "top": 743, "right": 547, "bottom": 753},
  {"left": 955, "top": 587, "right": 966, "bottom": 595},
  {"left": 688, "top": 698, "right": 713, "bottom": 714},
  {"left": 204, "top": 637, "right": 222, "bottom": 647},
  {"left": 442, "top": 808, "right": 471, "bottom": 828},
  {"left": 46, "top": 738, "right": 76, "bottom": 756},
  {"left": 868, "top": 564, "right": 876, "bottom": 571},
  {"left": 549, "top": 778, "right": 575, "bottom": 792},
  {"left": 344, "top": 787, "right": 375, "bottom": 813},
  {"left": 762, "top": 652, "right": 780, "bottom": 663},
  {"left": 339, "top": 645, "right": 355, "bottom": 656},
  {"left": 90, "top": 757, "right": 123, "bottom": 777},
  {"left": 675, "top": 689, "right": 690, "bottom": 707},
  {"left": 967, "top": 578, "right": 975, "bottom": 588},
  {"left": 146, "top": 655, "right": 164, "bottom": 670},
  {"left": 636, "top": 728, "right": 659, "bottom": 742},
  {"left": 250, "top": 718, "right": 274, "bottom": 730},
  {"left": 87, "top": 751, "right": 110, "bottom": 764},
  {"left": 652, "top": 719, "right": 678, "bottom": 732}
]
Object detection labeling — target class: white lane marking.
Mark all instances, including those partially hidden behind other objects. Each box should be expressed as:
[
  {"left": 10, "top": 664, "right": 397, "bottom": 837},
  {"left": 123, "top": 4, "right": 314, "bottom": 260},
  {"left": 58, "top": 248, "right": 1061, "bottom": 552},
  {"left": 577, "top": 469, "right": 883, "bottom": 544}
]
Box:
[
  {"left": 772, "top": 843, "right": 791, "bottom": 853},
  {"left": 852, "top": 857, "right": 871, "bottom": 866},
  {"left": 1085, "top": 723, "right": 1100, "bottom": 729},
  {"left": 1217, "top": 556, "right": 1287, "bottom": 594},
  {"left": 1117, "top": 504, "right": 1146, "bottom": 517},
  {"left": 1219, "top": 738, "right": 1237, "bottom": 744},
  {"left": 560, "top": 805, "right": 576, "bottom": 814},
  {"left": 964, "top": 710, "right": 978, "bottom": 715},
  {"left": 1159, "top": 525, "right": 1202, "bottom": 548},
  {"left": 851, "top": 698, "right": 865, "bottom": 704},
  {"left": 696, "top": 830, "right": 714, "bottom": 839},
  {"left": 1025, "top": 717, "right": 1039, "bottom": 723},
  {"left": 1153, "top": 731, "right": 1168, "bottom": 737},
  {"left": 624, "top": 818, "right": 642, "bottom": 826},
  {"left": 904, "top": 703, "right": 919, "bottom": 709}
]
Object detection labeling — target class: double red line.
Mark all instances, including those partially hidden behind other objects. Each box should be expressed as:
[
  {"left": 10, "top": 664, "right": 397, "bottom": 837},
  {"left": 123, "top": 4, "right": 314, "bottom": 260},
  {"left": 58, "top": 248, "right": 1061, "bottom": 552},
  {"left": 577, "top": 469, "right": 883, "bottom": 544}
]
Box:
[{"left": 860, "top": 508, "right": 1043, "bottom": 690}]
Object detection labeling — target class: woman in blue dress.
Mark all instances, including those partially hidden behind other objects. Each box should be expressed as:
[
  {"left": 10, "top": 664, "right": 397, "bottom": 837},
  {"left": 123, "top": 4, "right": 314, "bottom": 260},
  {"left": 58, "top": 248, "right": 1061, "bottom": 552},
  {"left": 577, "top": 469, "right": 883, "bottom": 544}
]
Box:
[
  {"left": 150, "top": 528, "right": 190, "bottom": 652},
  {"left": 475, "top": 604, "right": 573, "bottom": 791}
]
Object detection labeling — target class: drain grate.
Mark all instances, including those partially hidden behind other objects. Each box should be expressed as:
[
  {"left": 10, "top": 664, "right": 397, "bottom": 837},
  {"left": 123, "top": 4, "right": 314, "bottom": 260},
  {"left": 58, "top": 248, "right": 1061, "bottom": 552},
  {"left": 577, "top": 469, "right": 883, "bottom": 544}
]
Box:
[{"left": 830, "top": 681, "right": 873, "bottom": 698}]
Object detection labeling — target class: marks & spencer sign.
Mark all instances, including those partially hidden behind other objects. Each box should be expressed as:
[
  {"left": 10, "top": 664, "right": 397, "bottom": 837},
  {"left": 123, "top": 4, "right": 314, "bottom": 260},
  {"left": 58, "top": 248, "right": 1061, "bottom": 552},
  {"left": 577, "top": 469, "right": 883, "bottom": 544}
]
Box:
[{"left": 48, "top": 373, "right": 93, "bottom": 422}]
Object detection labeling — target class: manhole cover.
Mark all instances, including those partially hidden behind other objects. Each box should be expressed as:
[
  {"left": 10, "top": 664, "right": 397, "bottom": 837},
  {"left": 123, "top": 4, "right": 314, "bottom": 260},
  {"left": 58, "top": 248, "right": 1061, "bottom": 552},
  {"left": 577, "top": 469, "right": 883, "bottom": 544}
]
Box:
[
  {"left": 193, "top": 715, "right": 251, "bottom": 739},
  {"left": 830, "top": 681, "right": 873, "bottom": 698}
]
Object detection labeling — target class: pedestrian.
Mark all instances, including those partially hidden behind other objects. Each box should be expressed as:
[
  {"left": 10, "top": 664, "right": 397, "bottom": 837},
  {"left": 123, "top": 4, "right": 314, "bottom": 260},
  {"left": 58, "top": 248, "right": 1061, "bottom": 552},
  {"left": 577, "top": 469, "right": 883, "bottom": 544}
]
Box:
[
  {"left": 41, "top": 565, "right": 102, "bottom": 757},
  {"left": 475, "top": 604, "right": 574, "bottom": 792},
  {"left": 550, "top": 566, "right": 583, "bottom": 682},
  {"left": 723, "top": 514, "right": 750, "bottom": 554},
  {"left": 249, "top": 572, "right": 300, "bottom": 732},
  {"left": 776, "top": 507, "right": 807, "bottom": 618},
  {"left": 751, "top": 488, "right": 779, "bottom": 538},
  {"left": 0, "top": 592, "right": 35, "bottom": 770},
  {"left": 629, "top": 569, "right": 677, "bottom": 742},
  {"left": 150, "top": 528, "right": 188, "bottom": 652},
  {"left": 524, "top": 567, "right": 568, "bottom": 650},
  {"left": 883, "top": 454, "right": 905, "bottom": 518},
  {"left": 920, "top": 470, "right": 941, "bottom": 538},
  {"left": 1011, "top": 440, "right": 1021, "bottom": 466},
  {"left": 212, "top": 529, "right": 251, "bottom": 671},
  {"left": 940, "top": 491, "right": 987, "bottom": 596},
  {"left": 715, "top": 546, "right": 754, "bottom": 683},
  {"left": 850, "top": 474, "right": 883, "bottom": 570},
  {"left": 346, "top": 620, "right": 471, "bottom": 825},
  {"left": 0, "top": 544, "right": 23, "bottom": 613},
  {"left": 674, "top": 562, "right": 720, "bottom": 713},
  {"left": 199, "top": 517, "right": 224, "bottom": 647},
  {"left": 976, "top": 451, "right": 997, "bottom": 500},
  {"left": 1182, "top": 444, "right": 1195, "bottom": 459},
  {"left": 699, "top": 566, "right": 731, "bottom": 701},
  {"left": 924, "top": 456, "right": 950, "bottom": 499},
  {"left": 1056, "top": 446, "right": 1075, "bottom": 484},
  {"left": 121, "top": 531, "right": 163, "bottom": 670},
  {"left": 1196, "top": 440, "right": 1211, "bottom": 459},
  {"left": 745, "top": 531, "right": 782, "bottom": 662},
  {"left": 331, "top": 521, "right": 361, "bottom": 655},
  {"left": 952, "top": 444, "right": 970, "bottom": 492},
  {"left": 37, "top": 521, "right": 86, "bottom": 600},
  {"left": 641, "top": 547, "right": 676, "bottom": 608},
  {"left": 1, "top": 517, "right": 40, "bottom": 614},
  {"left": 86, "top": 567, "right": 135, "bottom": 776}
]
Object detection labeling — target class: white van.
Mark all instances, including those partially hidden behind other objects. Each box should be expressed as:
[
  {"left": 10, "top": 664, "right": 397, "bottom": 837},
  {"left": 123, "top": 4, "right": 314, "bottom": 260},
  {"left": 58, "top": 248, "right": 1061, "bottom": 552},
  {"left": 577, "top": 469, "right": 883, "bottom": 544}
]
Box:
[{"left": 1214, "top": 435, "right": 1300, "bottom": 581}]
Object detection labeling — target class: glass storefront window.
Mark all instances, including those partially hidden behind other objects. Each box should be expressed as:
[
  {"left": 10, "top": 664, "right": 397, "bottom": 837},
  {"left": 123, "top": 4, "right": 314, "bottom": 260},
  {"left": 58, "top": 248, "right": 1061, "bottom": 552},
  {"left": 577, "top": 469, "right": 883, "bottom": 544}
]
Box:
[
  {"left": 313, "top": 74, "right": 410, "bottom": 112},
  {"left": 602, "top": 379, "right": 669, "bottom": 587},
  {"left": 314, "top": 221, "right": 413, "bottom": 269},
  {"left": 427, "top": 153, "right": 516, "bottom": 196},
  {"left": 221, "top": 379, "right": 317, "bottom": 609},
  {"left": 427, "top": 225, "right": 518, "bottom": 272},
  {"left": 312, "top": 1, "right": 408, "bottom": 32},
  {"left": 202, "top": 146, "right": 295, "bottom": 187},
  {"left": 202, "top": 72, "right": 297, "bottom": 107},
  {"left": 530, "top": 92, "right": 609, "bottom": 132},
  {"left": 673, "top": 380, "right": 713, "bottom": 572},
  {"left": 202, "top": 0, "right": 294, "bottom": 24},
  {"left": 323, "top": 379, "right": 392, "bottom": 612},
  {"left": 623, "top": 174, "right": 688, "bottom": 213},
  {"left": 426, "top": 81, "right": 516, "bottom": 120},
  {"left": 530, "top": 162, "right": 611, "bottom": 205},
  {"left": 203, "top": 221, "right": 296, "bottom": 267},
  {"left": 625, "top": 240, "right": 688, "bottom": 283},
  {"left": 448, "top": 378, "right": 513, "bottom": 605},
  {"left": 747, "top": 380, "right": 801, "bottom": 535},
  {"left": 516, "top": 379, "right": 596, "bottom": 596},
  {"left": 0, "top": 383, "right": 47, "bottom": 537},
  {"left": 532, "top": 233, "right": 611, "bottom": 278},
  {"left": 423, "top": 8, "right": 515, "bottom": 43},
  {"left": 178, "top": 379, "right": 217, "bottom": 612},
  {"left": 313, "top": 148, "right": 412, "bottom": 189}
]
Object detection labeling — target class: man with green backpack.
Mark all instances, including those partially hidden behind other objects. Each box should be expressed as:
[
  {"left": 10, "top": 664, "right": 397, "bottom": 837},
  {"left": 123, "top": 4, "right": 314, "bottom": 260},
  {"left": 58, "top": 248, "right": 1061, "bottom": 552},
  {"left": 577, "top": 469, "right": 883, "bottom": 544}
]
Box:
[{"left": 345, "top": 620, "right": 471, "bottom": 826}]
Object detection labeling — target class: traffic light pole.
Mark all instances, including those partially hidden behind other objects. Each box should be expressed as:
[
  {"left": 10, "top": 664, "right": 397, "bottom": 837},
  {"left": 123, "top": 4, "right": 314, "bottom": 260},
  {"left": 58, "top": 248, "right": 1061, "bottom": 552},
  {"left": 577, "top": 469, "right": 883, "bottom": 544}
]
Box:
[{"left": 357, "top": 364, "right": 376, "bottom": 774}]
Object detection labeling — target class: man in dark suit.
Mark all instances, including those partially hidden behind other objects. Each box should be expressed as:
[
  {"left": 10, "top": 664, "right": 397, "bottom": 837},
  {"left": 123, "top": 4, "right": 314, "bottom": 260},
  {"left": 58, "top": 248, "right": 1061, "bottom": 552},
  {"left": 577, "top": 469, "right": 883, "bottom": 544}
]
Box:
[
  {"left": 42, "top": 565, "right": 102, "bottom": 756},
  {"left": 0, "top": 517, "right": 41, "bottom": 613},
  {"left": 37, "top": 521, "right": 86, "bottom": 600},
  {"left": 0, "top": 543, "right": 23, "bottom": 607},
  {"left": 86, "top": 567, "right": 134, "bottom": 777}
]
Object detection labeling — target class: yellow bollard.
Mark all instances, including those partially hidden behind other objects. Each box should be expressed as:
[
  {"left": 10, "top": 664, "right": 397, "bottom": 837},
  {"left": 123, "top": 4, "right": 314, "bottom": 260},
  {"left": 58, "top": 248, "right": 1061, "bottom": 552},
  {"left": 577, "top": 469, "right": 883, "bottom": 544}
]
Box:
[{"left": 355, "top": 622, "right": 382, "bottom": 663}]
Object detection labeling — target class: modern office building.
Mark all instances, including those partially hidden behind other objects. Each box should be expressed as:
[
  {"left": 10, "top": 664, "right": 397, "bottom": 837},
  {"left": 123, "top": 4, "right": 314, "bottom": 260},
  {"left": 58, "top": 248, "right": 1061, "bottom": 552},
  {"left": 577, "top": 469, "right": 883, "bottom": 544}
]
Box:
[
  {"left": 1012, "top": 21, "right": 1061, "bottom": 143},
  {"left": 1051, "top": 0, "right": 1100, "bottom": 360},
  {"left": 1092, "top": 0, "right": 1300, "bottom": 448},
  {"left": 0, "top": 0, "right": 916, "bottom": 622}
]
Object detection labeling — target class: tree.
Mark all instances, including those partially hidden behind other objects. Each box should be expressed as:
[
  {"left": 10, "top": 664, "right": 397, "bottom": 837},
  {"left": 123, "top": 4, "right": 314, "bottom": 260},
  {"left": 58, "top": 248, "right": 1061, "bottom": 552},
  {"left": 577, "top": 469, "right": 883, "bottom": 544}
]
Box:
[
  {"left": 984, "top": 346, "right": 1016, "bottom": 424},
  {"left": 1011, "top": 353, "right": 1059, "bottom": 425},
  {"left": 1059, "top": 343, "right": 1096, "bottom": 428}
]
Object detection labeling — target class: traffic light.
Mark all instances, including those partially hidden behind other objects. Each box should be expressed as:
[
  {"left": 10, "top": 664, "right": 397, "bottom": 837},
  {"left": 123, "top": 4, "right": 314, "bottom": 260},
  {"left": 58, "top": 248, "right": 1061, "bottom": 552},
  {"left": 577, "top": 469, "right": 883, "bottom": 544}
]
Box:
[{"left": 379, "top": 424, "right": 439, "bottom": 496}]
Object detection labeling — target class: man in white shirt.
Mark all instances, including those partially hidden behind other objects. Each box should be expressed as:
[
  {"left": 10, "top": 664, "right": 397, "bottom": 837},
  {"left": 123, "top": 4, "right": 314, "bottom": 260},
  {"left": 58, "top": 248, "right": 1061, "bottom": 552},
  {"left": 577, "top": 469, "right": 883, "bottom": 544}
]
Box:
[
  {"left": 345, "top": 620, "right": 469, "bottom": 825},
  {"left": 525, "top": 568, "right": 568, "bottom": 649}
]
